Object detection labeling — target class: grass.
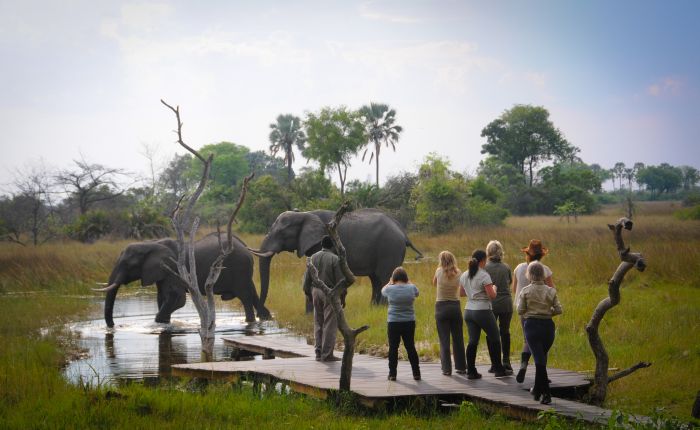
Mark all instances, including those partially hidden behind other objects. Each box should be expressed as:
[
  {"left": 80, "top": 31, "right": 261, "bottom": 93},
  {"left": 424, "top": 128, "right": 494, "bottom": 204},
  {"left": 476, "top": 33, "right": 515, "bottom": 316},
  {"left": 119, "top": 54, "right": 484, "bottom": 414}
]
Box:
[{"left": 0, "top": 201, "right": 698, "bottom": 427}]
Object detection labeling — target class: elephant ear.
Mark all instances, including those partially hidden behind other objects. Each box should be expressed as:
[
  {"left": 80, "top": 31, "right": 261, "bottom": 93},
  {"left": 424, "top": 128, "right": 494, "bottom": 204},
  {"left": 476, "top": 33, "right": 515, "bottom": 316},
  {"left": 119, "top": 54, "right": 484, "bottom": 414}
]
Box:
[
  {"left": 297, "top": 215, "right": 326, "bottom": 257},
  {"left": 142, "top": 245, "right": 174, "bottom": 286}
]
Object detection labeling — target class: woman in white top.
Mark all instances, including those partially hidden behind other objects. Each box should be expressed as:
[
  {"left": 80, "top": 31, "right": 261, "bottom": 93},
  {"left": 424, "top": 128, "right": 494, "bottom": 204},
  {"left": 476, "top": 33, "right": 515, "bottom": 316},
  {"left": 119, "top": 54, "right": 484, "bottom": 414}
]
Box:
[
  {"left": 459, "top": 250, "right": 510, "bottom": 379},
  {"left": 512, "top": 239, "right": 555, "bottom": 383},
  {"left": 432, "top": 251, "right": 466, "bottom": 376}
]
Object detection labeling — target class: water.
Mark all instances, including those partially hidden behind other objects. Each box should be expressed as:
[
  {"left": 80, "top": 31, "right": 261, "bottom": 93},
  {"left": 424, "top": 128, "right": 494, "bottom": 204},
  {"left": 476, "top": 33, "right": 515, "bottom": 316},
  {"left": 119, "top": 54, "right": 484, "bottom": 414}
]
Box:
[{"left": 63, "top": 291, "right": 287, "bottom": 386}]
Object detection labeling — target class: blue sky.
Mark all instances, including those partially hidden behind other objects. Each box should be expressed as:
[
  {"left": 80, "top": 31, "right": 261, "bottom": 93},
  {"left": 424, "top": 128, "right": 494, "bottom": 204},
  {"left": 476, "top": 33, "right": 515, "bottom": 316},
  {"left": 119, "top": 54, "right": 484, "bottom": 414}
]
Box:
[{"left": 1, "top": 0, "right": 698, "bottom": 189}]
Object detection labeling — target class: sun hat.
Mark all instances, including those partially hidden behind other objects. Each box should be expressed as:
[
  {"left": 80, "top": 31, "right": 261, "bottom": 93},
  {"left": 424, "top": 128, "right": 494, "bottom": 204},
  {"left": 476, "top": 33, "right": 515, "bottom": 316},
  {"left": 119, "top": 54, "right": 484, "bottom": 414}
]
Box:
[{"left": 521, "top": 239, "right": 548, "bottom": 257}]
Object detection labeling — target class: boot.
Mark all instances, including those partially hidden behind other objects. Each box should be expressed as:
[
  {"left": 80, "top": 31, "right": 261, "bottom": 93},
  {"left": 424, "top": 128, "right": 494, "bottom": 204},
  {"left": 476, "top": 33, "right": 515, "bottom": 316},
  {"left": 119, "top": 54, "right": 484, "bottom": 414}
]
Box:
[
  {"left": 487, "top": 339, "right": 511, "bottom": 377},
  {"left": 516, "top": 351, "right": 531, "bottom": 383},
  {"left": 538, "top": 365, "right": 551, "bottom": 404},
  {"left": 531, "top": 364, "right": 543, "bottom": 401},
  {"left": 501, "top": 333, "right": 512, "bottom": 372},
  {"left": 486, "top": 336, "right": 496, "bottom": 373},
  {"left": 466, "top": 344, "right": 481, "bottom": 379}
]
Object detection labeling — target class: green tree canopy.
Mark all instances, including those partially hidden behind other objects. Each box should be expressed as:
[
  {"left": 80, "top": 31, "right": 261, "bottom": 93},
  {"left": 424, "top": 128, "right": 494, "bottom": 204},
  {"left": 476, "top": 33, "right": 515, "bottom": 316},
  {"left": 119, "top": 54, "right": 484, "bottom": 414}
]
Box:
[
  {"left": 303, "top": 106, "right": 366, "bottom": 196},
  {"left": 636, "top": 164, "right": 683, "bottom": 198},
  {"left": 480, "top": 104, "right": 579, "bottom": 187},
  {"left": 269, "top": 114, "right": 306, "bottom": 183},
  {"left": 187, "top": 142, "right": 251, "bottom": 203},
  {"left": 359, "top": 102, "right": 403, "bottom": 188}
]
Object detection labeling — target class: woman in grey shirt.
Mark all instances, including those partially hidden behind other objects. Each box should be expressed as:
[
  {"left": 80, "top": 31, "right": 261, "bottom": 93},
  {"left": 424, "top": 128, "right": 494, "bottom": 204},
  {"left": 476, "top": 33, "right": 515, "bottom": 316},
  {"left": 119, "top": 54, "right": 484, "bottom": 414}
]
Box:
[
  {"left": 460, "top": 250, "right": 510, "bottom": 379},
  {"left": 484, "top": 240, "right": 513, "bottom": 373}
]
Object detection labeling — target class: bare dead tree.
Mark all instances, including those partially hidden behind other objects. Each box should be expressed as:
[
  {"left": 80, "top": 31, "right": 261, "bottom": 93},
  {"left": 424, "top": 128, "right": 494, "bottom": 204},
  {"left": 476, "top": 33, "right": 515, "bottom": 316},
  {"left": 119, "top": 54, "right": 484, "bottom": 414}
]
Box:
[
  {"left": 305, "top": 202, "right": 369, "bottom": 391},
  {"left": 161, "top": 99, "right": 253, "bottom": 361},
  {"left": 585, "top": 217, "right": 650, "bottom": 405},
  {"left": 55, "top": 158, "right": 127, "bottom": 214}
]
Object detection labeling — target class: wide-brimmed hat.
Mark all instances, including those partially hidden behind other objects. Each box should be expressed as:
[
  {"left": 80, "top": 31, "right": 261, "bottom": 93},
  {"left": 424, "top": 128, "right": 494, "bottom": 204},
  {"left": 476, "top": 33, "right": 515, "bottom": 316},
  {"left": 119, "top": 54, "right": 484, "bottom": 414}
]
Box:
[{"left": 521, "top": 239, "right": 548, "bottom": 257}]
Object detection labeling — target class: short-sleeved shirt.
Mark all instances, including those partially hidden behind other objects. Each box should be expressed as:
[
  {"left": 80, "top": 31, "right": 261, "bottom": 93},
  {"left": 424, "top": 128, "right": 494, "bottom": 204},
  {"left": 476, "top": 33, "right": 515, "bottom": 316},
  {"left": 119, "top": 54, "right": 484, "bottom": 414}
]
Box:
[
  {"left": 435, "top": 267, "right": 461, "bottom": 302},
  {"left": 381, "top": 283, "right": 419, "bottom": 322},
  {"left": 513, "top": 261, "right": 552, "bottom": 307},
  {"left": 459, "top": 268, "right": 493, "bottom": 311},
  {"left": 484, "top": 259, "right": 512, "bottom": 313}
]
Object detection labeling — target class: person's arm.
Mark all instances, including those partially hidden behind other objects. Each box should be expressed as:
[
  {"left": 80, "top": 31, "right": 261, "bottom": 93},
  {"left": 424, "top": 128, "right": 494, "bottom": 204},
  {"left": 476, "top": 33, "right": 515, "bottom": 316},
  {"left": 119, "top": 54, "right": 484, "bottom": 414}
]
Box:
[
  {"left": 545, "top": 276, "right": 555, "bottom": 288},
  {"left": 414, "top": 285, "right": 419, "bottom": 297},
  {"left": 511, "top": 271, "right": 518, "bottom": 295},
  {"left": 551, "top": 290, "right": 563, "bottom": 316},
  {"left": 432, "top": 274, "right": 438, "bottom": 287},
  {"left": 484, "top": 283, "right": 497, "bottom": 300},
  {"left": 517, "top": 289, "right": 527, "bottom": 315},
  {"left": 302, "top": 261, "right": 312, "bottom": 297}
]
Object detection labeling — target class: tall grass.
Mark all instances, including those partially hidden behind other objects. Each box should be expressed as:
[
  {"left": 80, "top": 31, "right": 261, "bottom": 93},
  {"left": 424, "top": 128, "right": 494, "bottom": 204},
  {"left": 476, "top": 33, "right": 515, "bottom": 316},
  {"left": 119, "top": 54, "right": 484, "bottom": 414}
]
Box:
[{"left": 0, "top": 201, "right": 698, "bottom": 425}]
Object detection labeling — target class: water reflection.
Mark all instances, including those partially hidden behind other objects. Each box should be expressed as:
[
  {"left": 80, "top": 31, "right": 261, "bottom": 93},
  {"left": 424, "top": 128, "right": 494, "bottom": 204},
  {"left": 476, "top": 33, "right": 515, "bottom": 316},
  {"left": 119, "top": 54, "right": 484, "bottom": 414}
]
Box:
[{"left": 63, "top": 292, "right": 283, "bottom": 386}]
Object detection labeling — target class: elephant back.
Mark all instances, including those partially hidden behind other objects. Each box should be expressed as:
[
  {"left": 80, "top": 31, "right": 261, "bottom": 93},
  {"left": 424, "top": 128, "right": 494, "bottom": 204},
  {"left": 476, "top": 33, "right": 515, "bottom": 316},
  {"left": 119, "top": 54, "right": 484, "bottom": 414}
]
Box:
[{"left": 194, "top": 233, "right": 255, "bottom": 296}]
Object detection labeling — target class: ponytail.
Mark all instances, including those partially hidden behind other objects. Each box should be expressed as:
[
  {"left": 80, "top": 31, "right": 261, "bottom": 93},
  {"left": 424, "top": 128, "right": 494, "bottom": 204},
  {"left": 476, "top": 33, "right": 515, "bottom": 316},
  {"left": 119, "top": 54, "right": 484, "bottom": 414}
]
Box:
[{"left": 468, "top": 249, "right": 487, "bottom": 279}]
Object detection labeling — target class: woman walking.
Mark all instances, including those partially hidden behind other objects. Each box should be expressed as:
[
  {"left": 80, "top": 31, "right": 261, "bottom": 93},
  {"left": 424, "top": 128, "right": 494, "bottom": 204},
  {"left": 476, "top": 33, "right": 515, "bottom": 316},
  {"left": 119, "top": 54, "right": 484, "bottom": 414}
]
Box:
[
  {"left": 513, "top": 239, "right": 554, "bottom": 383},
  {"left": 432, "top": 251, "right": 466, "bottom": 376},
  {"left": 460, "top": 250, "right": 509, "bottom": 379},
  {"left": 517, "top": 261, "right": 562, "bottom": 404},
  {"left": 484, "top": 240, "right": 513, "bottom": 373},
  {"left": 381, "top": 267, "right": 421, "bottom": 381}
]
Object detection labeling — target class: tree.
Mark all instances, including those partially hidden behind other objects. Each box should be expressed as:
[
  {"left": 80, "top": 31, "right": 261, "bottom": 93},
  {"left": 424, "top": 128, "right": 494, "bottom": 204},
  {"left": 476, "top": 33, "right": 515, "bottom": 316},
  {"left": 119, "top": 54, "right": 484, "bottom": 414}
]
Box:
[
  {"left": 245, "top": 150, "right": 287, "bottom": 184},
  {"left": 680, "top": 165, "right": 700, "bottom": 190},
  {"left": 589, "top": 164, "right": 612, "bottom": 193},
  {"left": 359, "top": 102, "right": 403, "bottom": 188},
  {"left": 481, "top": 104, "right": 579, "bottom": 187},
  {"left": 159, "top": 153, "right": 195, "bottom": 209},
  {"left": 636, "top": 164, "right": 683, "bottom": 199},
  {"left": 303, "top": 106, "right": 366, "bottom": 196},
  {"left": 269, "top": 114, "right": 306, "bottom": 183},
  {"left": 633, "top": 162, "right": 646, "bottom": 192},
  {"left": 538, "top": 163, "right": 601, "bottom": 214},
  {"left": 56, "top": 159, "right": 126, "bottom": 215},
  {"left": 376, "top": 172, "right": 418, "bottom": 229},
  {"left": 187, "top": 142, "right": 250, "bottom": 204},
  {"left": 238, "top": 175, "right": 291, "bottom": 233},
  {"left": 612, "top": 162, "right": 626, "bottom": 191},
  {"left": 290, "top": 167, "right": 340, "bottom": 211}
]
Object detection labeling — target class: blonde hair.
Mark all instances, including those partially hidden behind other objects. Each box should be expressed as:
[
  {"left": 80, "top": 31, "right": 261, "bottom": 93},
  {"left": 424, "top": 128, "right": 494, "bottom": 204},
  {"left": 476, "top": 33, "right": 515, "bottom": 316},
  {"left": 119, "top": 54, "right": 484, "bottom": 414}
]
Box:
[
  {"left": 526, "top": 261, "right": 546, "bottom": 282},
  {"left": 486, "top": 240, "right": 504, "bottom": 261},
  {"left": 438, "top": 250, "right": 460, "bottom": 279}
]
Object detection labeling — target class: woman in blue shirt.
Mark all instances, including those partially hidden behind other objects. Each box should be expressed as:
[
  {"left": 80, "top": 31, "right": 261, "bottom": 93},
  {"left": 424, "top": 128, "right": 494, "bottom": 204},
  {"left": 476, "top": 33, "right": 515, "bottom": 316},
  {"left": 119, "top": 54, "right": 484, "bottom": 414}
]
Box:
[{"left": 381, "top": 266, "right": 421, "bottom": 381}]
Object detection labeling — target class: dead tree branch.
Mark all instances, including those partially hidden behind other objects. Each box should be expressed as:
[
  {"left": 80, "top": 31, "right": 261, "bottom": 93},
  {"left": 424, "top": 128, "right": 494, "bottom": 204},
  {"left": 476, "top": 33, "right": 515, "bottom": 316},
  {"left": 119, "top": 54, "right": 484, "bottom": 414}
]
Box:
[
  {"left": 585, "top": 217, "right": 648, "bottom": 405},
  {"left": 607, "top": 361, "right": 652, "bottom": 383},
  {"left": 306, "top": 201, "right": 368, "bottom": 391}
]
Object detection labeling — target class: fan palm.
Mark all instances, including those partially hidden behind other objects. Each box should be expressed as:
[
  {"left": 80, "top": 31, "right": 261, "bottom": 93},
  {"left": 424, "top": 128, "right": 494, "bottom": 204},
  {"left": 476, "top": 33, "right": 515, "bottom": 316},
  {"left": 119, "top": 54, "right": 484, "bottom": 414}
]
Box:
[
  {"left": 269, "top": 114, "right": 306, "bottom": 183},
  {"left": 359, "top": 102, "right": 403, "bottom": 188}
]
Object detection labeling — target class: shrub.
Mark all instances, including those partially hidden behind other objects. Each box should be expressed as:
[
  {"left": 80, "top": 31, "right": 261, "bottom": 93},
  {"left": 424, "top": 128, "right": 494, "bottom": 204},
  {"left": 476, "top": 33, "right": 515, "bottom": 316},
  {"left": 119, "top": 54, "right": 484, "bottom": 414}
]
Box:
[
  {"left": 674, "top": 205, "right": 700, "bottom": 220},
  {"left": 65, "top": 210, "right": 112, "bottom": 243}
]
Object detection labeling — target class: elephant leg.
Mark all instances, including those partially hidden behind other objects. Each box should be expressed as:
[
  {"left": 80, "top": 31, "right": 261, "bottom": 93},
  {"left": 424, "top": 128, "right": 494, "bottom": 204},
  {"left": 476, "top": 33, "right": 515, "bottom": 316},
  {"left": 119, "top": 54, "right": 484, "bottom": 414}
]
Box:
[
  {"left": 243, "top": 301, "right": 256, "bottom": 323},
  {"left": 156, "top": 286, "right": 186, "bottom": 324},
  {"left": 369, "top": 274, "right": 388, "bottom": 305}
]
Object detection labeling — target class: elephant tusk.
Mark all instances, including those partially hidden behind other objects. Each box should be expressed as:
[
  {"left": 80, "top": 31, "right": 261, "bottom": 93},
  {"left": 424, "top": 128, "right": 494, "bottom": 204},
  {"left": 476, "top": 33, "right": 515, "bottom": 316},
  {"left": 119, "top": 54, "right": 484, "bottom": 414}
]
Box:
[
  {"left": 95, "top": 282, "right": 108, "bottom": 286},
  {"left": 92, "top": 283, "right": 119, "bottom": 293},
  {"left": 247, "top": 248, "right": 274, "bottom": 258}
]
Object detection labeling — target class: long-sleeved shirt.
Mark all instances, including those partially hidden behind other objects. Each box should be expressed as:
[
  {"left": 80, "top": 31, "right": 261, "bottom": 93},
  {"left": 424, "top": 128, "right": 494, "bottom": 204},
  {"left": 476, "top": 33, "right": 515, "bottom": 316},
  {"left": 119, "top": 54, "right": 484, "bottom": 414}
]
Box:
[
  {"left": 517, "top": 281, "right": 563, "bottom": 319},
  {"left": 302, "top": 248, "right": 344, "bottom": 296}
]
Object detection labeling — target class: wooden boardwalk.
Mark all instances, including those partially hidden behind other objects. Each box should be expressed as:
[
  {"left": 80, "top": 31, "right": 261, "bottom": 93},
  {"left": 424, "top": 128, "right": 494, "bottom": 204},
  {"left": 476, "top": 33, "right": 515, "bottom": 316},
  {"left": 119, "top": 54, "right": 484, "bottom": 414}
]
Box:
[{"left": 172, "top": 334, "right": 623, "bottom": 423}]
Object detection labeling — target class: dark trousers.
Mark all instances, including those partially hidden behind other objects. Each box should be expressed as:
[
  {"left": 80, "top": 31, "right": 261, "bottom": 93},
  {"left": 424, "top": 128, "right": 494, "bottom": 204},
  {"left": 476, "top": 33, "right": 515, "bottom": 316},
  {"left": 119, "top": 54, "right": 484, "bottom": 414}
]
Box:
[
  {"left": 464, "top": 309, "right": 504, "bottom": 371},
  {"left": 490, "top": 310, "right": 512, "bottom": 364},
  {"left": 523, "top": 318, "right": 555, "bottom": 366},
  {"left": 435, "top": 301, "right": 466, "bottom": 373},
  {"left": 387, "top": 321, "right": 420, "bottom": 377}
]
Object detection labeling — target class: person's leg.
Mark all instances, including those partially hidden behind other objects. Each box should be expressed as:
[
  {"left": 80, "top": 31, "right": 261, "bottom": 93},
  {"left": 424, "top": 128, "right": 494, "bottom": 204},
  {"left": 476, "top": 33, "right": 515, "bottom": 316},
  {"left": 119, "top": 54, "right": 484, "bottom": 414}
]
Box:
[
  {"left": 321, "top": 295, "right": 338, "bottom": 360},
  {"left": 387, "top": 322, "right": 401, "bottom": 379},
  {"left": 401, "top": 321, "right": 421, "bottom": 379},
  {"left": 486, "top": 311, "right": 500, "bottom": 373},
  {"left": 539, "top": 319, "right": 555, "bottom": 404},
  {"left": 449, "top": 302, "right": 466, "bottom": 373},
  {"left": 479, "top": 310, "right": 508, "bottom": 376},
  {"left": 311, "top": 289, "right": 324, "bottom": 359},
  {"left": 464, "top": 310, "right": 482, "bottom": 379},
  {"left": 435, "top": 302, "right": 453, "bottom": 374},
  {"left": 524, "top": 319, "right": 548, "bottom": 400},
  {"left": 499, "top": 311, "right": 513, "bottom": 371},
  {"left": 517, "top": 316, "right": 532, "bottom": 383}
]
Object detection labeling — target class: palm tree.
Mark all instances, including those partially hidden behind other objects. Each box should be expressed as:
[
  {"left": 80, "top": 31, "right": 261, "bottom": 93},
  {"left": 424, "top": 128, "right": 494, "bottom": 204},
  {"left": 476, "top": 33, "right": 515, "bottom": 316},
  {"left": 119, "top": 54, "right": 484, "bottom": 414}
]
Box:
[
  {"left": 269, "top": 114, "right": 306, "bottom": 183},
  {"left": 359, "top": 102, "right": 403, "bottom": 188}
]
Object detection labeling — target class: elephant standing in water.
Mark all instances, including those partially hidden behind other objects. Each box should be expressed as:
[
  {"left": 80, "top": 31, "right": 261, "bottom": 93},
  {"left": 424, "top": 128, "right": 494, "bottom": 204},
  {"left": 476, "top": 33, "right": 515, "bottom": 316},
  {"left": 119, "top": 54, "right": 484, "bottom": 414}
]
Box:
[
  {"left": 249, "top": 208, "right": 423, "bottom": 306},
  {"left": 97, "top": 233, "right": 271, "bottom": 327}
]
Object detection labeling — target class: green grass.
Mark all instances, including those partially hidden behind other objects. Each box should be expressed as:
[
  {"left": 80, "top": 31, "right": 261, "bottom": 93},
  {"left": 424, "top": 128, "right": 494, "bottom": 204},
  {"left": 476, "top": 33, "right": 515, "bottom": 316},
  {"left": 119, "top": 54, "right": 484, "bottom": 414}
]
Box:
[{"left": 0, "top": 201, "right": 698, "bottom": 427}]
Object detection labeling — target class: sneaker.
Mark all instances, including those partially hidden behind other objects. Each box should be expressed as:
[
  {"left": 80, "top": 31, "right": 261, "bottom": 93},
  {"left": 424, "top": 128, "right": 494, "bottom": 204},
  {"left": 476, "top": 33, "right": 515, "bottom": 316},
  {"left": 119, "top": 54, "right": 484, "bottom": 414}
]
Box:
[
  {"left": 494, "top": 368, "right": 513, "bottom": 377},
  {"left": 388, "top": 375, "right": 396, "bottom": 381},
  {"left": 413, "top": 374, "right": 421, "bottom": 381},
  {"left": 504, "top": 363, "right": 513, "bottom": 372},
  {"left": 467, "top": 371, "right": 482, "bottom": 380}
]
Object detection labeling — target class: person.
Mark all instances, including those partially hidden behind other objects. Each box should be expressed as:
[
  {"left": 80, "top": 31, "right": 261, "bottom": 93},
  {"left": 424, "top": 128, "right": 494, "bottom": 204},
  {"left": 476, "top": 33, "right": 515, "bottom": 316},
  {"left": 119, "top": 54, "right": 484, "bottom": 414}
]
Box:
[
  {"left": 302, "top": 236, "right": 344, "bottom": 362},
  {"left": 432, "top": 251, "right": 466, "bottom": 376},
  {"left": 381, "top": 266, "right": 421, "bottom": 381},
  {"left": 484, "top": 240, "right": 513, "bottom": 373},
  {"left": 512, "top": 239, "right": 555, "bottom": 383},
  {"left": 460, "top": 250, "right": 510, "bottom": 379},
  {"left": 517, "top": 261, "right": 563, "bottom": 404}
]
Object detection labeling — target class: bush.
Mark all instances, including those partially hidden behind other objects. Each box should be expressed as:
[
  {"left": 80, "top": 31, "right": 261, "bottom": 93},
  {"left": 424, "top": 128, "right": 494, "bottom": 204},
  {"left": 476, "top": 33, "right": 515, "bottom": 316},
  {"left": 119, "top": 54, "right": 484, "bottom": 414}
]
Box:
[
  {"left": 65, "top": 211, "right": 112, "bottom": 243},
  {"left": 465, "top": 197, "right": 509, "bottom": 226},
  {"left": 674, "top": 205, "right": 700, "bottom": 220},
  {"left": 238, "top": 175, "right": 292, "bottom": 233}
]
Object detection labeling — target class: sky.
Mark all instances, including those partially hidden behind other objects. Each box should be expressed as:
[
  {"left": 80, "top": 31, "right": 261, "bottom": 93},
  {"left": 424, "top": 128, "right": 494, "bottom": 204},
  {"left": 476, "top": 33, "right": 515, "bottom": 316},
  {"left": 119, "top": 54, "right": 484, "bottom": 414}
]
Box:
[{"left": 1, "top": 0, "right": 699, "bottom": 191}]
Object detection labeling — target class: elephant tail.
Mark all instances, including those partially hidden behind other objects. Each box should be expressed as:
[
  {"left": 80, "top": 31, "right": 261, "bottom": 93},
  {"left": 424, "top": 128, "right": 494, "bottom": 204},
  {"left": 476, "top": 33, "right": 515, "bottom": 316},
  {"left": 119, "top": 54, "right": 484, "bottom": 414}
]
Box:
[{"left": 406, "top": 239, "right": 424, "bottom": 260}]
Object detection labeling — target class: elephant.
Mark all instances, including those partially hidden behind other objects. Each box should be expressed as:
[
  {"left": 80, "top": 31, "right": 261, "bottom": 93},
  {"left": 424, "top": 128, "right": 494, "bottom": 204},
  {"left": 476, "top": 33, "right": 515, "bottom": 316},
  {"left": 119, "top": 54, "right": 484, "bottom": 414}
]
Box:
[
  {"left": 96, "top": 233, "right": 271, "bottom": 328},
  {"left": 249, "top": 208, "right": 423, "bottom": 306}
]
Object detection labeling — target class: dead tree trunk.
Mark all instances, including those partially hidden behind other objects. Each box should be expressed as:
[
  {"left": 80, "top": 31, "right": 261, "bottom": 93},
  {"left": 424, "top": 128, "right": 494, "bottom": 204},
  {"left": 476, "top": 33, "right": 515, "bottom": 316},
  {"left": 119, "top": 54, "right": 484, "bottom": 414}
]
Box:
[
  {"left": 585, "top": 217, "right": 650, "bottom": 405},
  {"left": 305, "top": 202, "right": 369, "bottom": 391},
  {"left": 161, "top": 99, "right": 252, "bottom": 362}
]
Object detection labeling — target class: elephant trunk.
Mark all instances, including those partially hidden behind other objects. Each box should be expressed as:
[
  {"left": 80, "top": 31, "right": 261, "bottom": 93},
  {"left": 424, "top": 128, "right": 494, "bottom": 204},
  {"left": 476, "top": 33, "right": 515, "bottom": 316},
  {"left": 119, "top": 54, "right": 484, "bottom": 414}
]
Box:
[
  {"left": 104, "top": 270, "right": 125, "bottom": 328},
  {"left": 259, "top": 255, "right": 273, "bottom": 307}
]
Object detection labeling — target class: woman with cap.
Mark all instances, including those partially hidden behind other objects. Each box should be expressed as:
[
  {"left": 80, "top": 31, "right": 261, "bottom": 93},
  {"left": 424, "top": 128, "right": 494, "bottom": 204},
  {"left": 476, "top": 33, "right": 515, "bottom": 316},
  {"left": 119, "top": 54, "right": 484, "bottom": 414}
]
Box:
[
  {"left": 459, "top": 250, "right": 510, "bottom": 379},
  {"left": 432, "top": 250, "right": 466, "bottom": 376},
  {"left": 512, "top": 239, "right": 555, "bottom": 383},
  {"left": 484, "top": 240, "right": 513, "bottom": 373},
  {"left": 517, "top": 261, "right": 562, "bottom": 404}
]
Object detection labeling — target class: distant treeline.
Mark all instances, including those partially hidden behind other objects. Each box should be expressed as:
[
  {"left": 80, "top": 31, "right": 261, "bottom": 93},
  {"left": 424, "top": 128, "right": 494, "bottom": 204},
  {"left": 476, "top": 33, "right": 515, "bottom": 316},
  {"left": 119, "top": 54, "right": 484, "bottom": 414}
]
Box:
[{"left": 2, "top": 104, "right": 699, "bottom": 245}]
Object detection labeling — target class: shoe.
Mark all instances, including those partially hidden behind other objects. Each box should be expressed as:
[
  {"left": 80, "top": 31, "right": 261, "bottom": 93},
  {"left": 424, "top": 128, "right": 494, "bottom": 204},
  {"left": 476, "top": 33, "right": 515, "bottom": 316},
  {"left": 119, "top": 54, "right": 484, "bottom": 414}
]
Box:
[
  {"left": 516, "top": 368, "right": 526, "bottom": 383},
  {"left": 493, "top": 367, "right": 512, "bottom": 377},
  {"left": 322, "top": 356, "right": 342, "bottom": 362},
  {"left": 442, "top": 371, "right": 452, "bottom": 376},
  {"left": 516, "top": 352, "right": 530, "bottom": 383},
  {"left": 388, "top": 375, "right": 396, "bottom": 381},
  {"left": 540, "top": 393, "right": 551, "bottom": 405},
  {"left": 455, "top": 369, "right": 467, "bottom": 375},
  {"left": 467, "top": 371, "right": 482, "bottom": 380},
  {"left": 487, "top": 366, "right": 495, "bottom": 373},
  {"left": 504, "top": 362, "right": 513, "bottom": 372},
  {"left": 413, "top": 374, "right": 421, "bottom": 381},
  {"left": 315, "top": 357, "right": 322, "bottom": 361},
  {"left": 531, "top": 386, "right": 541, "bottom": 402}
]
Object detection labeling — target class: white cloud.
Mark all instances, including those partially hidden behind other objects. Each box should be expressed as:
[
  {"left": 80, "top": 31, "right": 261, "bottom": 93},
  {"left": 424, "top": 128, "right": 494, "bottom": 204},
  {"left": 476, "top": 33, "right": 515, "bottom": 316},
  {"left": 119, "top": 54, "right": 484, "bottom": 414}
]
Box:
[{"left": 358, "top": 1, "right": 421, "bottom": 24}]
